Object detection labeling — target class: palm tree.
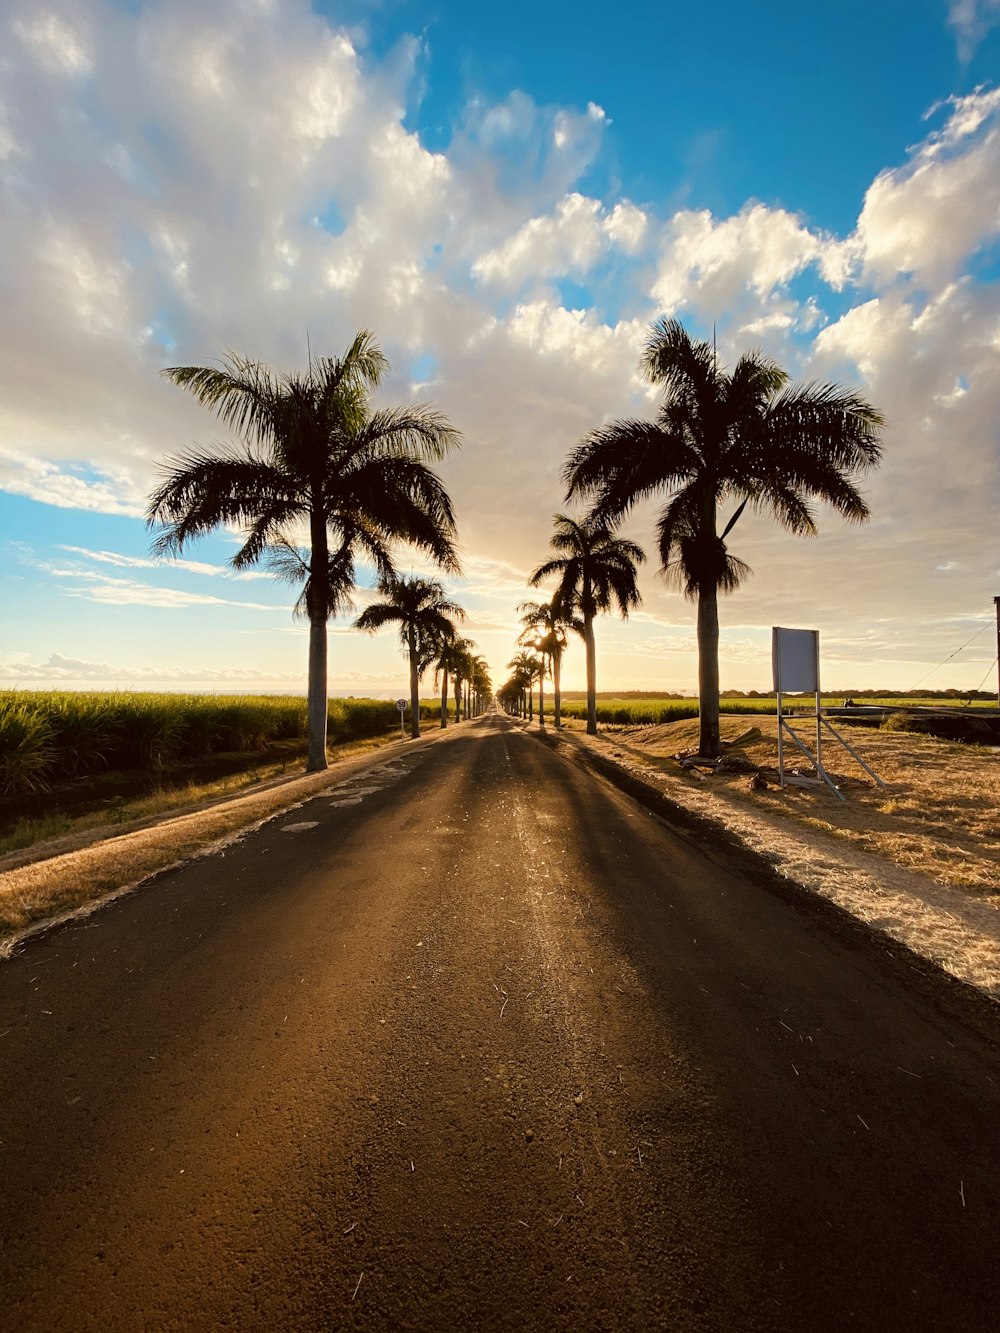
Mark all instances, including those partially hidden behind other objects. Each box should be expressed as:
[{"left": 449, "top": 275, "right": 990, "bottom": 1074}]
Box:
[
  {"left": 433, "top": 633, "right": 473, "bottom": 729},
  {"left": 565, "top": 318, "right": 885, "bottom": 758},
  {"left": 502, "top": 667, "right": 528, "bottom": 717},
  {"left": 471, "top": 657, "right": 492, "bottom": 715},
  {"left": 508, "top": 650, "right": 543, "bottom": 722},
  {"left": 355, "top": 575, "right": 464, "bottom": 739},
  {"left": 529, "top": 513, "right": 644, "bottom": 735},
  {"left": 496, "top": 676, "right": 522, "bottom": 716},
  {"left": 514, "top": 629, "right": 552, "bottom": 728},
  {"left": 451, "top": 639, "right": 477, "bottom": 723},
  {"left": 261, "top": 520, "right": 394, "bottom": 624},
  {"left": 517, "top": 599, "right": 579, "bottom": 729},
  {"left": 148, "top": 331, "right": 461, "bottom": 771}
]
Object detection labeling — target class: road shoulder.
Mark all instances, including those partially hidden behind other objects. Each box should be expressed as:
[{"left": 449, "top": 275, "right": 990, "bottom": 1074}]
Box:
[
  {"left": 0, "top": 725, "right": 463, "bottom": 958},
  {"left": 526, "top": 721, "right": 1000, "bottom": 1005}
]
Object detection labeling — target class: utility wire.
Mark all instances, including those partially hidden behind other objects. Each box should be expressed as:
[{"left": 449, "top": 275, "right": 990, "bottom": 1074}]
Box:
[
  {"left": 909, "top": 622, "right": 992, "bottom": 691},
  {"left": 965, "top": 655, "right": 999, "bottom": 703}
]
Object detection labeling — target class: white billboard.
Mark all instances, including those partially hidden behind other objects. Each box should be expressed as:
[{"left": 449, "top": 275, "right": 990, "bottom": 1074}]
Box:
[{"left": 772, "top": 627, "right": 819, "bottom": 693}]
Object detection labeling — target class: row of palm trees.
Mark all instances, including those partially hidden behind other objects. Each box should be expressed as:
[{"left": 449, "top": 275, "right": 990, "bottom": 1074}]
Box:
[
  {"left": 146, "top": 331, "right": 487, "bottom": 766},
  {"left": 499, "top": 319, "right": 884, "bottom": 757},
  {"left": 147, "top": 320, "right": 883, "bottom": 767},
  {"left": 356, "top": 577, "right": 491, "bottom": 737}
]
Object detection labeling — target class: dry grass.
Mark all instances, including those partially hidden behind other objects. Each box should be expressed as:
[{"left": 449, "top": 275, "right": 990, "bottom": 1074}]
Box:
[{"left": 601, "top": 715, "right": 1000, "bottom": 895}]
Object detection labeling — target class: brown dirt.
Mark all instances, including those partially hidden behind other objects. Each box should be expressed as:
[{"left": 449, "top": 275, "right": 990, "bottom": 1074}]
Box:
[{"left": 596, "top": 714, "right": 1000, "bottom": 894}]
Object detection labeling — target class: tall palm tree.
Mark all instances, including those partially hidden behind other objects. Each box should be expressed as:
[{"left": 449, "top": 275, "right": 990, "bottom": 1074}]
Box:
[
  {"left": 514, "top": 629, "right": 553, "bottom": 728},
  {"left": 433, "top": 633, "right": 473, "bottom": 729},
  {"left": 501, "top": 666, "right": 528, "bottom": 718},
  {"left": 147, "top": 331, "right": 461, "bottom": 771},
  {"left": 565, "top": 318, "right": 885, "bottom": 758},
  {"left": 496, "top": 676, "right": 522, "bottom": 716},
  {"left": 529, "top": 513, "right": 644, "bottom": 735},
  {"left": 451, "top": 639, "right": 477, "bottom": 723},
  {"left": 517, "top": 598, "right": 580, "bottom": 729},
  {"left": 355, "top": 575, "right": 464, "bottom": 739}
]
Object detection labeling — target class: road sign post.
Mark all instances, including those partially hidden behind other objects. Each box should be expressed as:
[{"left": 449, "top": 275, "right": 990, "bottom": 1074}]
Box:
[{"left": 396, "top": 697, "right": 407, "bottom": 739}]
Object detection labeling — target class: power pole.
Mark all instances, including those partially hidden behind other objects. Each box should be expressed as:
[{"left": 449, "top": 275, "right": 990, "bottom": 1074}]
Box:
[{"left": 995, "top": 596, "right": 1000, "bottom": 706}]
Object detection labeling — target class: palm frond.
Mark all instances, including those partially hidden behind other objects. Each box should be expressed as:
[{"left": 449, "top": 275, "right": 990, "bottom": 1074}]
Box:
[
  {"left": 162, "top": 356, "right": 284, "bottom": 448},
  {"left": 339, "top": 455, "right": 462, "bottom": 573},
  {"left": 262, "top": 538, "right": 359, "bottom": 621},
  {"left": 354, "top": 603, "right": 406, "bottom": 634},
  {"left": 147, "top": 451, "right": 297, "bottom": 557},
  {"left": 355, "top": 404, "right": 462, "bottom": 463},
  {"left": 230, "top": 496, "right": 306, "bottom": 568},
  {"left": 765, "top": 382, "right": 885, "bottom": 471}
]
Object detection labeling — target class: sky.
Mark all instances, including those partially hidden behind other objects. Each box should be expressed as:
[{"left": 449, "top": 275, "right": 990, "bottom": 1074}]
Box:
[{"left": 2, "top": 0, "right": 1000, "bottom": 699}]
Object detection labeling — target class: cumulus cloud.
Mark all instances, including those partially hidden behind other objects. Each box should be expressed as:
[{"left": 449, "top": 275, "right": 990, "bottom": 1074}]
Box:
[
  {"left": 472, "top": 193, "right": 649, "bottom": 290},
  {"left": 0, "top": 449, "right": 147, "bottom": 516},
  {"left": 649, "top": 204, "right": 826, "bottom": 321},
  {"left": 2, "top": 0, "right": 1000, "bottom": 691},
  {"left": 853, "top": 87, "right": 1000, "bottom": 286}
]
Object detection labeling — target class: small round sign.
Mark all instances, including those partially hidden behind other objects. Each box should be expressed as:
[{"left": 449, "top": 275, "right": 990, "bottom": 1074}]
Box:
[{"left": 395, "top": 698, "right": 407, "bottom": 712}]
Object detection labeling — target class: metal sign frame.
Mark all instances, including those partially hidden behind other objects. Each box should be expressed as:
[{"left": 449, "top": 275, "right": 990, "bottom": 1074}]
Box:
[{"left": 772, "top": 627, "right": 885, "bottom": 801}]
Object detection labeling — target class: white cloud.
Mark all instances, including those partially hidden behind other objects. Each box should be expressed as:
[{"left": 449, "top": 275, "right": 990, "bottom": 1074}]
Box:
[
  {"left": 650, "top": 204, "right": 825, "bottom": 314},
  {"left": 472, "top": 193, "right": 648, "bottom": 290},
  {"left": 43, "top": 565, "right": 283, "bottom": 610},
  {"left": 604, "top": 201, "right": 648, "bottom": 254},
  {"left": 0, "top": 652, "right": 300, "bottom": 684},
  {"left": 948, "top": 0, "right": 1000, "bottom": 57},
  {"left": 854, "top": 87, "right": 1000, "bottom": 286},
  {"left": 0, "top": 449, "right": 146, "bottom": 516},
  {"left": 473, "top": 193, "right": 604, "bottom": 288},
  {"left": 508, "top": 299, "right": 645, "bottom": 371},
  {"left": 12, "top": 8, "right": 93, "bottom": 76}
]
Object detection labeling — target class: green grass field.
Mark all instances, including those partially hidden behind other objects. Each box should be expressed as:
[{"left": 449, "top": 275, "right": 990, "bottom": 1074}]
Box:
[
  {"left": 552, "top": 693, "right": 998, "bottom": 727},
  {"left": 0, "top": 691, "right": 444, "bottom": 795}
]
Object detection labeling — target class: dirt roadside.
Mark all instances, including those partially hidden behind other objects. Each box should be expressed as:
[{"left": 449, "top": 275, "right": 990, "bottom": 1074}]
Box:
[
  {"left": 0, "top": 728, "right": 458, "bottom": 958},
  {"left": 529, "top": 721, "right": 1000, "bottom": 1002}
]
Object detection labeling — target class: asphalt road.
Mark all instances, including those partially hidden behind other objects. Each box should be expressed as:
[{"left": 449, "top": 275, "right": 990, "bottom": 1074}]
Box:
[{"left": 2, "top": 714, "right": 999, "bottom": 1331}]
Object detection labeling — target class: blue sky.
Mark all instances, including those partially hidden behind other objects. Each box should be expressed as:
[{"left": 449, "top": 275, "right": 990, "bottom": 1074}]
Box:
[{"left": 2, "top": 0, "right": 999, "bottom": 696}]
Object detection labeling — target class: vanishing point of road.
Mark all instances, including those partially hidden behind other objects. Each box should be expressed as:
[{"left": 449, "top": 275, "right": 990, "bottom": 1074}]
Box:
[{"left": 2, "top": 713, "right": 999, "bottom": 1331}]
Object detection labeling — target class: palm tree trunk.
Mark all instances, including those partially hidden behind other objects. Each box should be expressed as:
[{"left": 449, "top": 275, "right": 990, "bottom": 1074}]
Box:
[
  {"left": 584, "top": 612, "right": 597, "bottom": 735},
  {"left": 697, "top": 586, "right": 721, "bottom": 759},
  {"left": 306, "top": 503, "right": 329, "bottom": 771},
  {"left": 553, "top": 648, "right": 562, "bottom": 728},
  {"left": 454, "top": 675, "right": 460, "bottom": 723},
  {"left": 538, "top": 665, "right": 545, "bottom": 728},
  {"left": 306, "top": 614, "right": 328, "bottom": 770},
  {"left": 408, "top": 627, "right": 421, "bottom": 740},
  {"left": 440, "top": 672, "right": 448, "bottom": 728}
]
